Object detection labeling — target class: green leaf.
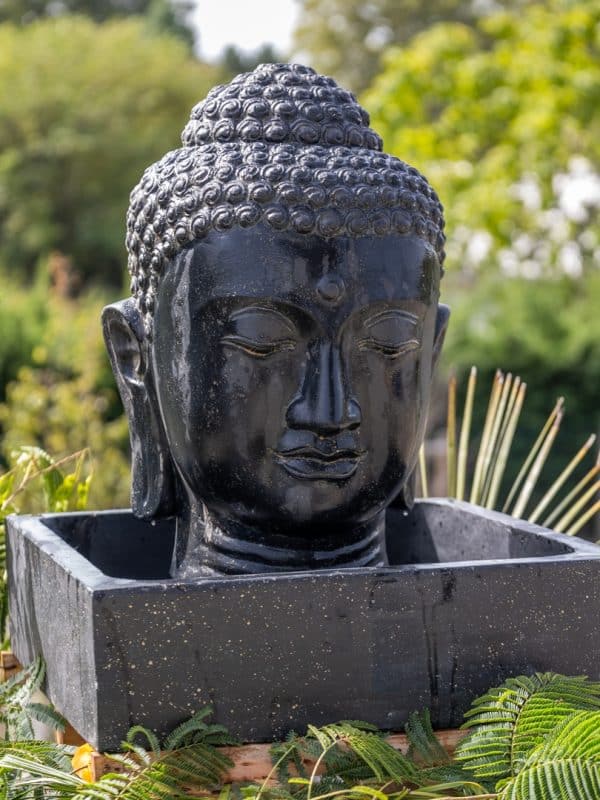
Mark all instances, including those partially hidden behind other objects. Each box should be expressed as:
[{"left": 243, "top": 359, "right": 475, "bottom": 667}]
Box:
[
  {"left": 456, "top": 673, "right": 600, "bottom": 780},
  {"left": 499, "top": 711, "right": 600, "bottom": 800}
]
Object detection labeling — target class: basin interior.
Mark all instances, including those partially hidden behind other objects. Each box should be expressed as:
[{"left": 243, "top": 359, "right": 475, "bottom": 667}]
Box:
[{"left": 42, "top": 502, "right": 575, "bottom": 581}]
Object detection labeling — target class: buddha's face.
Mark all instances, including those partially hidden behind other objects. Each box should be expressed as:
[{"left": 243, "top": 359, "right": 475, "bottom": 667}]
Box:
[{"left": 150, "top": 223, "right": 446, "bottom": 535}]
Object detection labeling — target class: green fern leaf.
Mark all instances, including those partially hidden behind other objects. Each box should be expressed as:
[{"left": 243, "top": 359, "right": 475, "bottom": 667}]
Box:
[
  {"left": 126, "top": 724, "right": 160, "bottom": 755},
  {"left": 456, "top": 673, "right": 600, "bottom": 780},
  {"left": 163, "top": 708, "right": 237, "bottom": 750},
  {"left": 0, "top": 656, "right": 45, "bottom": 705},
  {"left": 313, "top": 723, "right": 418, "bottom": 783},
  {"left": 499, "top": 710, "right": 600, "bottom": 800},
  {"left": 25, "top": 701, "right": 66, "bottom": 732},
  {"left": 405, "top": 710, "right": 451, "bottom": 767}
]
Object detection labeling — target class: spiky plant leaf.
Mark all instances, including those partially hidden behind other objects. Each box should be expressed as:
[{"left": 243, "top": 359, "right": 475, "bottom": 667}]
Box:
[
  {"left": 311, "top": 722, "right": 418, "bottom": 783},
  {"left": 456, "top": 672, "right": 600, "bottom": 780},
  {"left": 405, "top": 710, "right": 451, "bottom": 767},
  {"left": 24, "top": 701, "right": 66, "bottom": 732},
  {"left": 0, "top": 656, "right": 45, "bottom": 706},
  {"left": 126, "top": 724, "right": 160, "bottom": 755},
  {"left": 0, "top": 739, "right": 233, "bottom": 800},
  {"left": 499, "top": 710, "right": 600, "bottom": 800},
  {"left": 163, "top": 708, "right": 237, "bottom": 750}
]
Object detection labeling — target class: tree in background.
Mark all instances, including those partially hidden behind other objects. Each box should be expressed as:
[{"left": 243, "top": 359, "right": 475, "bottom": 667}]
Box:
[
  {"left": 219, "top": 43, "right": 284, "bottom": 81},
  {"left": 363, "top": 0, "right": 600, "bottom": 501},
  {"left": 0, "top": 0, "right": 195, "bottom": 47},
  {"left": 293, "top": 0, "right": 536, "bottom": 94},
  {"left": 0, "top": 17, "right": 217, "bottom": 285}
]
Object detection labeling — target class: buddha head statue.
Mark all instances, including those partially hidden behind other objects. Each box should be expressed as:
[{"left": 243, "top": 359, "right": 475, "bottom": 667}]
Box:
[{"left": 103, "top": 63, "right": 449, "bottom": 577}]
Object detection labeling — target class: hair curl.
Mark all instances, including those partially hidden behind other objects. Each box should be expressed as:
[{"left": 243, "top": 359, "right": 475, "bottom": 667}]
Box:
[{"left": 126, "top": 63, "right": 445, "bottom": 334}]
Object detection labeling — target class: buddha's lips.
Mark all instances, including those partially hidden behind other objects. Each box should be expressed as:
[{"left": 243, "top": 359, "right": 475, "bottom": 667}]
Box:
[{"left": 272, "top": 446, "right": 365, "bottom": 481}]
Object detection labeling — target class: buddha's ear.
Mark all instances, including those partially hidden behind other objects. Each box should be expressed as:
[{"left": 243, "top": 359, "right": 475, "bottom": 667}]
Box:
[
  {"left": 432, "top": 303, "right": 450, "bottom": 372},
  {"left": 392, "top": 469, "right": 415, "bottom": 512},
  {"left": 102, "top": 299, "right": 175, "bottom": 519}
]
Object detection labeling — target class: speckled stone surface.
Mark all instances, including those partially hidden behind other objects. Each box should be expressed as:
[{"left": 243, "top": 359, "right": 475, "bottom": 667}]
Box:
[{"left": 7, "top": 499, "right": 600, "bottom": 750}]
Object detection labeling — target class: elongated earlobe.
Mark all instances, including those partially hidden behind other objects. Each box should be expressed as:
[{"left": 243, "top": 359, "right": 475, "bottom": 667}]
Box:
[{"left": 102, "top": 299, "right": 175, "bottom": 519}]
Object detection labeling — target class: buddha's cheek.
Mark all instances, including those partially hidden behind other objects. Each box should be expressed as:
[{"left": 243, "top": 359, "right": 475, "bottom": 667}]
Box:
[{"left": 217, "top": 352, "right": 297, "bottom": 459}]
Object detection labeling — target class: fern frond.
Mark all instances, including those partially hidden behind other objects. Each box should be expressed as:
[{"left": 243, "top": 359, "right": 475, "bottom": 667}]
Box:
[
  {"left": 163, "top": 708, "right": 237, "bottom": 750},
  {"left": 126, "top": 724, "right": 160, "bottom": 755},
  {"left": 0, "top": 738, "right": 232, "bottom": 800},
  {"left": 499, "top": 710, "right": 600, "bottom": 800},
  {"left": 309, "top": 723, "right": 418, "bottom": 783},
  {"left": 405, "top": 710, "right": 451, "bottom": 767},
  {"left": 0, "top": 656, "right": 45, "bottom": 705},
  {"left": 0, "top": 739, "right": 73, "bottom": 772},
  {"left": 270, "top": 732, "right": 307, "bottom": 785},
  {"left": 456, "top": 672, "right": 600, "bottom": 780},
  {"left": 25, "top": 701, "right": 66, "bottom": 732}
]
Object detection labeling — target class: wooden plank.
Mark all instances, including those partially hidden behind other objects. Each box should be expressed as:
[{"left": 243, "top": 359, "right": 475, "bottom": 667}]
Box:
[
  {"left": 0, "top": 650, "right": 21, "bottom": 683},
  {"left": 90, "top": 729, "right": 467, "bottom": 783}
]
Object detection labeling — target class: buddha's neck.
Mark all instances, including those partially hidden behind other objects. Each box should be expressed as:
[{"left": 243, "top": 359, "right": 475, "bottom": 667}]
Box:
[{"left": 171, "top": 499, "right": 388, "bottom": 578}]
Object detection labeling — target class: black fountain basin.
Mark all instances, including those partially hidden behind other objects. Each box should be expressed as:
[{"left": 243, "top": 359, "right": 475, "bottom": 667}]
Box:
[{"left": 7, "top": 499, "right": 600, "bottom": 750}]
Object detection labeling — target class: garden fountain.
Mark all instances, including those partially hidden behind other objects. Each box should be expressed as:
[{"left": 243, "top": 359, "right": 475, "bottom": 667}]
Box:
[{"left": 8, "top": 63, "right": 600, "bottom": 749}]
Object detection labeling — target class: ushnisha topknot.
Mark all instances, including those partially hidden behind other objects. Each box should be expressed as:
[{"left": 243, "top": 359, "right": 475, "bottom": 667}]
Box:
[{"left": 126, "top": 63, "right": 445, "bottom": 334}]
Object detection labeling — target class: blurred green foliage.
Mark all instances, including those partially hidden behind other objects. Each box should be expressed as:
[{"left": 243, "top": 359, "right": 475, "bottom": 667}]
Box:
[
  {"left": 293, "top": 0, "right": 536, "bottom": 94},
  {"left": 364, "top": 0, "right": 600, "bottom": 501},
  {"left": 0, "top": 0, "right": 195, "bottom": 48},
  {"left": 0, "top": 279, "right": 130, "bottom": 510},
  {"left": 0, "top": 445, "right": 92, "bottom": 643},
  {"left": 0, "top": 16, "right": 217, "bottom": 284},
  {"left": 364, "top": 1, "right": 600, "bottom": 264}
]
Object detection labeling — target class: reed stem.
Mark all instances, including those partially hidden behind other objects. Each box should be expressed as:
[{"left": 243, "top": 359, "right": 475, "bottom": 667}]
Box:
[
  {"left": 512, "top": 411, "right": 563, "bottom": 519},
  {"left": 555, "top": 479, "right": 600, "bottom": 533},
  {"left": 485, "top": 382, "right": 527, "bottom": 511},
  {"left": 456, "top": 366, "right": 477, "bottom": 501},
  {"left": 502, "top": 397, "right": 564, "bottom": 513},
  {"left": 470, "top": 370, "right": 503, "bottom": 505},
  {"left": 418, "top": 442, "right": 428, "bottom": 499},
  {"left": 543, "top": 464, "right": 600, "bottom": 529},
  {"left": 528, "top": 434, "right": 596, "bottom": 524},
  {"left": 447, "top": 375, "right": 457, "bottom": 497},
  {"left": 565, "top": 500, "right": 600, "bottom": 537},
  {"left": 480, "top": 373, "right": 513, "bottom": 507}
]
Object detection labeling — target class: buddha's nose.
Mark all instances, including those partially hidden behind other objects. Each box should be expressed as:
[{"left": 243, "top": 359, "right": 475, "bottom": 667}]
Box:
[{"left": 286, "top": 341, "right": 361, "bottom": 434}]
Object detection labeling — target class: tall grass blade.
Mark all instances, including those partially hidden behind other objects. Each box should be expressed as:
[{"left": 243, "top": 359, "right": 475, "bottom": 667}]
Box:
[
  {"left": 456, "top": 366, "right": 477, "bottom": 501},
  {"left": 566, "top": 500, "right": 600, "bottom": 537},
  {"left": 543, "top": 463, "right": 600, "bottom": 529},
  {"left": 502, "top": 397, "right": 564, "bottom": 513},
  {"left": 512, "top": 411, "right": 563, "bottom": 519},
  {"left": 555, "top": 480, "right": 600, "bottom": 533},
  {"left": 419, "top": 443, "right": 428, "bottom": 499},
  {"left": 485, "top": 381, "right": 527, "bottom": 510},
  {"left": 528, "top": 434, "right": 596, "bottom": 524},
  {"left": 470, "top": 370, "right": 503, "bottom": 505},
  {"left": 446, "top": 375, "right": 457, "bottom": 497},
  {"left": 480, "top": 372, "right": 513, "bottom": 506}
]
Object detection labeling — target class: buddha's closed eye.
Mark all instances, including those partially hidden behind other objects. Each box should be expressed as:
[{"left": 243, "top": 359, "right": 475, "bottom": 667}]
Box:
[
  {"left": 358, "top": 309, "right": 421, "bottom": 359},
  {"left": 221, "top": 306, "right": 298, "bottom": 358}
]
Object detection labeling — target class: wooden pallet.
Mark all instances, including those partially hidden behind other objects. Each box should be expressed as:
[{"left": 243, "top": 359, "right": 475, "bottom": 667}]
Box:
[
  {"left": 89, "top": 728, "right": 467, "bottom": 782},
  {"left": 2, "top": 652, "right": 480, "bottom": 796}
]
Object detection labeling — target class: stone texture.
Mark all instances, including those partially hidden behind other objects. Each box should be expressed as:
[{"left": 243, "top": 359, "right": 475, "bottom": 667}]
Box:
[{"left": 8, "top": 499, "right": 600, "bottom": 749}]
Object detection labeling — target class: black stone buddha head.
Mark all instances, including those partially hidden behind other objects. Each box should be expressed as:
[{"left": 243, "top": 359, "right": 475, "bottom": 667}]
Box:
[{"left": 103, "top": 63, "right": 449, "bottom": 577}]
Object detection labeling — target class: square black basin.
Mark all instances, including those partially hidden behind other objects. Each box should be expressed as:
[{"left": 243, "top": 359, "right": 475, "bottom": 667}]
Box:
[{"left": 7, "top": 499, "right": 600, "bottom": 749}]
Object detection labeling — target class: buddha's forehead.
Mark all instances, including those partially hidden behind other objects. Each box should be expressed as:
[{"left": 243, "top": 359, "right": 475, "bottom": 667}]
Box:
[{"left": 157, "top": 225, "right": 439, "bottom": 320}]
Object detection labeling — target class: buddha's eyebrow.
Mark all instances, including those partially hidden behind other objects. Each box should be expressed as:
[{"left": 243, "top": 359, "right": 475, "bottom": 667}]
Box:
[
  {"left": 229, "top": 305, "right": 299, "bottom": 335},
  {"left": 363, "top": 309, "right": 420, "bottom": 328}
]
